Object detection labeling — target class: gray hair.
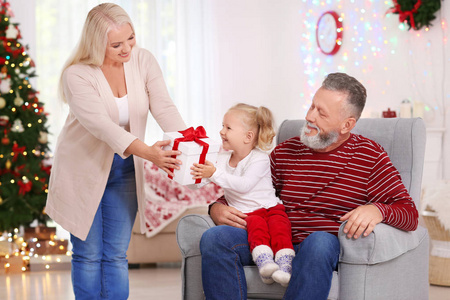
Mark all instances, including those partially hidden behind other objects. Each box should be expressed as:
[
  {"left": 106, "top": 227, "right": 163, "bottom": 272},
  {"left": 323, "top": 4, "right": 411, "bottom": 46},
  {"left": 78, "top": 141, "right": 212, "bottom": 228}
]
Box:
[{"left": 322, "top": 73, "right": 366, "bottom": 120}]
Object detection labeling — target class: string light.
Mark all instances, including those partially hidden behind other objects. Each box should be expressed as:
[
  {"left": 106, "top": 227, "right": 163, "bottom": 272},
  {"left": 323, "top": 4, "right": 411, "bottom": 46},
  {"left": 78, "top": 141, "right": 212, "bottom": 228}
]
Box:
[
  {"left": 3, "top": 230, "right": 71, "bottom": 273},
  {"left": 297, "top": 0, "right": 445, "bottom": 119}
]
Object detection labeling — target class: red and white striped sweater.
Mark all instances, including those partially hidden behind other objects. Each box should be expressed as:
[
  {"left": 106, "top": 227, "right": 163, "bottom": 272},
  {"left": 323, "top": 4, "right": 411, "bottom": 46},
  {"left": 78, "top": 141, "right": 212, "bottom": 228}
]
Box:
[{"left": 270, "top": 134, "right": 418, "bottom": 244}]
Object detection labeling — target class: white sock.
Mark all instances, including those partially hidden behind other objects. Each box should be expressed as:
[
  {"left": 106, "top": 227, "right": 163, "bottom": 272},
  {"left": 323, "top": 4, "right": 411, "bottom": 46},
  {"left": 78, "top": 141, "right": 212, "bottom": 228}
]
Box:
[
  {"left": 272, "top": 248, "right": 295, "bottom": 287},
  {"left": 252, "top": 245, "right": 279, "bottom": 278}
]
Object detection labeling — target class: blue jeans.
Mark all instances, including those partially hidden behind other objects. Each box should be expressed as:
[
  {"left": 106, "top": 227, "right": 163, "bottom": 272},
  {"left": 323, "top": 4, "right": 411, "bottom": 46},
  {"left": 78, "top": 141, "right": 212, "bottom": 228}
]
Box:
[
  {"left": 200, "top": 226, "right": 339, "bottom": 300},
  {"left": 70, "top": 154, "right": 138, "bottom": 300}
]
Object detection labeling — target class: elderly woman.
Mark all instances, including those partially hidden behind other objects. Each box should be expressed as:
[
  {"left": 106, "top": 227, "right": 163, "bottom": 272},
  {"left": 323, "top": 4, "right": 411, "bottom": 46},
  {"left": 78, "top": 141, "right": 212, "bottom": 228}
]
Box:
[{"left": 46, "top": 3, "right": 186, "bottom": 299}]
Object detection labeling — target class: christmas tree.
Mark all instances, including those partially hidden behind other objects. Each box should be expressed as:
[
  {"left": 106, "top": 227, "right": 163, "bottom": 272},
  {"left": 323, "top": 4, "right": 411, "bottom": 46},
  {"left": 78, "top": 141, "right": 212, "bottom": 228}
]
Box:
[{"left": 0, "top": 1, "right": 51, "bottom": 232}]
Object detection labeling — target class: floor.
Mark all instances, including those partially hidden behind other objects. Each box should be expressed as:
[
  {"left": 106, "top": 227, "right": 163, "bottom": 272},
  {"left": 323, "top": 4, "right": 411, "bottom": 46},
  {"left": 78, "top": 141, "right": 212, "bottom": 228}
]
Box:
[{"left": 0, "top": 265, "right": 449, "bottom": 300}]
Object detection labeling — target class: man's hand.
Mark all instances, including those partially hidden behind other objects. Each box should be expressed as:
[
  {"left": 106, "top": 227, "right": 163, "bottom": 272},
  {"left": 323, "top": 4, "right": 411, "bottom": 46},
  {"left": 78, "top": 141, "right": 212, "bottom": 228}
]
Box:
[
  {"left": 210, "top": 203, "right": 247, "bottom": 229},
  {"left": 191, "top": 160, "right": 216, "bottom": 179},
  {"left": 340, "top": 204, "right": 383, "bottom": 239}
]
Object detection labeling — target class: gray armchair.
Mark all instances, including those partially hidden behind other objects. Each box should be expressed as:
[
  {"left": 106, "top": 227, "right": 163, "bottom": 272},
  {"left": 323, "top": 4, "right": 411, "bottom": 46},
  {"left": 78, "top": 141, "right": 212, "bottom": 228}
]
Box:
[{"left": 177, "top": 118, "right": 429, "bottom": 300}]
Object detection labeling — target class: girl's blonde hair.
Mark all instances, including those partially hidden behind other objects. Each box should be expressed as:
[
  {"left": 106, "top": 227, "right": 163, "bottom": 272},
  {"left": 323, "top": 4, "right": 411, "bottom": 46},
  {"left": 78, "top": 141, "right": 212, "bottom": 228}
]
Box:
[
  {"left": 228, "top": 103, "right": 276, "bottom": 151},
  {"left": 59, "top": 3, "right": 134, "bottom": 102}
]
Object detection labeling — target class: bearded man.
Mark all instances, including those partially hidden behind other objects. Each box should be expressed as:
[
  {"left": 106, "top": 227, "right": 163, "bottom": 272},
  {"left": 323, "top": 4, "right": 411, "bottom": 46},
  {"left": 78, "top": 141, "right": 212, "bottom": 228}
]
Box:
[{"left": 200, "top": 73, "right": 418, "bottom": 300}]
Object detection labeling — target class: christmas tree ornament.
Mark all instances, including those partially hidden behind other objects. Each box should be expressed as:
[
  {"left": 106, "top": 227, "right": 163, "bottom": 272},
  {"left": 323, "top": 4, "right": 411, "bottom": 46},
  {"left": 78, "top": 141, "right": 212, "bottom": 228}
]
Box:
[
  {"left": 1, "top": 66, "right": 7, "bottom": 74},
  {"left": 5, "top": 159, "right": 11, "bottom": 170},
  {"left": 5, "top": 25, "right": 19, "bottom": 39},
  {"left": 0, "top": 96, "right": 5, "bottom": 108},
  {"left": 0, "top": 77, "right": 11, "bottom": 94},
  {"left": 1, "top": 135, "right": 9, "bottom": 145},
  {"left": 0, "top": 115, "right": 9, "bottom": 126},
  {"left": 11, "top": 119, "right": 24, "bottom": 133},
  {"left": 13, "top": 92, "right": 23, "bottom": 106},
  {"left": 38, "top": 131, "right": 48, "bottom": 144}
]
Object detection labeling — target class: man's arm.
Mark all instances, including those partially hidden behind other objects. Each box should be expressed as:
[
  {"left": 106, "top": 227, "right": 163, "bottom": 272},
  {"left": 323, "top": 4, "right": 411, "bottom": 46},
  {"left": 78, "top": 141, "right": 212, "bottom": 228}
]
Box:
[{"left": 341, "top": 151, "right": 418, "bottom": 239}]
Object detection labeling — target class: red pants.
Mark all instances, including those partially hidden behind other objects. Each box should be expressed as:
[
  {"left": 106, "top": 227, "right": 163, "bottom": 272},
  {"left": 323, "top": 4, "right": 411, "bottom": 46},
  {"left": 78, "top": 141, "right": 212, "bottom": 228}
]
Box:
[{"left": 246, "top": 204, "right": 293, "bottom": 254}]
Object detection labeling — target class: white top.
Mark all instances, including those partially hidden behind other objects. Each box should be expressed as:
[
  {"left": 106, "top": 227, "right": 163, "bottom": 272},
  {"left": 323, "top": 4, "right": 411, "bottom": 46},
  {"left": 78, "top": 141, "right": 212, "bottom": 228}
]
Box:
[
  {"left": 114, "top": 95, "right": 129, "bottom": 128},
  {"left": 209, "top": 148, "right": 282, "bottom": 213}
]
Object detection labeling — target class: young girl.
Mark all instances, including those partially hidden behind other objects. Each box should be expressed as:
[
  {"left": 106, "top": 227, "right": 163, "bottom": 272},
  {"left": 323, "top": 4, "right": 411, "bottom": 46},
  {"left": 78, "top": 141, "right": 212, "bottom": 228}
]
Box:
[{"left": 191, "top": 103, "right": 294, "bottom": 286}]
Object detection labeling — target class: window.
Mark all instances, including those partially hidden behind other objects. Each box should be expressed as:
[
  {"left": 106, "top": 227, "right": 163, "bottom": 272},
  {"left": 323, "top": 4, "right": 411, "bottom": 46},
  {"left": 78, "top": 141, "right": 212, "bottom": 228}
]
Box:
[{"left": 35, "top": 0, "right": 219, "bottom": 149}]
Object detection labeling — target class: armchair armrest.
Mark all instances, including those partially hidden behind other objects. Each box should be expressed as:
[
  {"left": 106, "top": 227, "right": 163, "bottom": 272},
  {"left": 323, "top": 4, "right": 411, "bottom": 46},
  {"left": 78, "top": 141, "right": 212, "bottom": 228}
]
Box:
[
  {"left": 177, "top": 214, "right": 216, "bottom": 258},
  {"left": 339, "top": 222, "right": 428, "bottom": 264},
  {"left": 177, "top": 214, "right": 216, "bottom": 300}
]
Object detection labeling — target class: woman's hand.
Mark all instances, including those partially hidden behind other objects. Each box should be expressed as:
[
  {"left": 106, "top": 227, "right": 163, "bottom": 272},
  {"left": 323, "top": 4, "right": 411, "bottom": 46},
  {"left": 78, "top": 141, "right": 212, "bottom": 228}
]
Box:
[
  {"left": 148, "top": 140, "right": 183, "bottom": 177},
  {"left": 125, "top": 139, "right": 182, "bottom": 177},
  {"left": 191, "top": 160, "right": 216, "bottom": 179}
]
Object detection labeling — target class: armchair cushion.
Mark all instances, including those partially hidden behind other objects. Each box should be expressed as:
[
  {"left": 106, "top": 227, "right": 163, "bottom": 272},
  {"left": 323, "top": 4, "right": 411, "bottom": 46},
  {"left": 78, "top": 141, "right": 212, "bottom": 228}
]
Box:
[{"left": 339, "top": 222, "right": 429, "bottom": 264}]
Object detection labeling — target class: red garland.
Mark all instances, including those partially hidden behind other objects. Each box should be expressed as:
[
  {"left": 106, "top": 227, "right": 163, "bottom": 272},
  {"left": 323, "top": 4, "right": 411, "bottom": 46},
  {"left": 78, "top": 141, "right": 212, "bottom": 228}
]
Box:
[{"left": 389, "top": 0, "right": 422, "bottom": 30}]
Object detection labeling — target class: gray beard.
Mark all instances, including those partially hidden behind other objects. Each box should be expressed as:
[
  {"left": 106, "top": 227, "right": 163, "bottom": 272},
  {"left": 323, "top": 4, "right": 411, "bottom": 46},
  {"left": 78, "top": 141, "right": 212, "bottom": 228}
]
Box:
[{"left": 300, "top": 122, "right": 339, "bottom": 150}]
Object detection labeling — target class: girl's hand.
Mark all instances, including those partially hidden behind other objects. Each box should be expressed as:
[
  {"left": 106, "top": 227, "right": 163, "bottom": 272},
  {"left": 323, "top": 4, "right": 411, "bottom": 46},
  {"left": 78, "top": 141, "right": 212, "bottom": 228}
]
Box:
[{"left": 191, "top": 160, "right": 216, "bottom": 179}]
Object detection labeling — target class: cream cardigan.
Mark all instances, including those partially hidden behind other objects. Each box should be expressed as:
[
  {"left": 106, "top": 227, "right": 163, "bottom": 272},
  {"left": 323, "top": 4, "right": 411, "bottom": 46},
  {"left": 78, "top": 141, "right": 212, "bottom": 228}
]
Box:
[{"left": 46, "top": 47, "right": 186, "bottom": 240}]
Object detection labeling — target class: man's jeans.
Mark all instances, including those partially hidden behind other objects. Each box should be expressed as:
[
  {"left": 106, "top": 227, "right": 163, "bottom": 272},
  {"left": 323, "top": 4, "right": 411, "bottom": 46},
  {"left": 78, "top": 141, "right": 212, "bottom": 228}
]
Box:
[
  {"left": 200, "top": 225, "right": 339, "bottom": 300},
  {"left": 70, "top": 154, "right": 138, "bottom": 300}
]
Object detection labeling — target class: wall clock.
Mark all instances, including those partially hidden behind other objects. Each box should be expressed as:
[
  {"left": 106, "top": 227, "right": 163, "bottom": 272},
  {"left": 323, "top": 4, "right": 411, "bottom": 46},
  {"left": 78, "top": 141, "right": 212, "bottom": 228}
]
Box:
[{"left": 316, "top": 11, "right": 343, "bottom": 55}]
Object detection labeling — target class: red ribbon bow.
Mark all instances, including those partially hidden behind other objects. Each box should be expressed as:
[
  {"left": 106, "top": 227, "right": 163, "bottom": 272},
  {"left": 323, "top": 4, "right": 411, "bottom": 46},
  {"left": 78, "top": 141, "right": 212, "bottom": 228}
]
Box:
[
  {"left": 390, "top": 0, "right": 422, "bottom": 30},
  {"left": 168, "top": 126, "right": 209, "bottom": 184},
  {"left": 41, "top": 165, "right": 52, "bottom": 175},
  {"left": 18, "top": 179, "right": 32, "bottom": 196},
  {"left": 12, "top": 142, "right": 26, "bottom": 162}
]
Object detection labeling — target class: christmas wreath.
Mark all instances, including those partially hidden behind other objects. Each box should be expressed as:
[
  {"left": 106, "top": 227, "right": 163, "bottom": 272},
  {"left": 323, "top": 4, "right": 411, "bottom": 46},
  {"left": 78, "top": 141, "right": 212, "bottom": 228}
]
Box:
[{"left": 387, "top": 0, "right": 441, "bottom": 30}]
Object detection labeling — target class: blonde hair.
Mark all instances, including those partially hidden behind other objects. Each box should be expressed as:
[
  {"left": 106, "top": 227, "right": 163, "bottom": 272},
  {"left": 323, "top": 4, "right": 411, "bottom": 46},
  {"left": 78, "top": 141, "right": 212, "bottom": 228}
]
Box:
[
  {"left": 58, "top": 3, "right": 134, "bottom": 102},
  {"left": 228, "top": 103, "right": 276, "bottom": 151}
]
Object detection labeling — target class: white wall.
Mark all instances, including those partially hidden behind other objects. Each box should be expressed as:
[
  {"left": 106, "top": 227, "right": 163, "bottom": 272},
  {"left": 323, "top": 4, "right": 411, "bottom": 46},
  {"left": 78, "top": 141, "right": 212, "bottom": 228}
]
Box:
[
  {"left": 207, "top": 0, "right": 450, "bottom": 179},
  {"left": 10, "top": 0, "right": 450, "bottom": 179}
]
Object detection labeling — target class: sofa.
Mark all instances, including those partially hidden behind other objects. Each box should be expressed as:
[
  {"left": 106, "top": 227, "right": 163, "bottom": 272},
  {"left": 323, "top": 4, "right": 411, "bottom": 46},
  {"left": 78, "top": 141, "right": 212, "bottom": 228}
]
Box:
[
  {"left": 127, "top": 206, "right": 207, "bottom": 265},
  {"left": 176, "top": 118, "right": 430, "bottom": 300}
]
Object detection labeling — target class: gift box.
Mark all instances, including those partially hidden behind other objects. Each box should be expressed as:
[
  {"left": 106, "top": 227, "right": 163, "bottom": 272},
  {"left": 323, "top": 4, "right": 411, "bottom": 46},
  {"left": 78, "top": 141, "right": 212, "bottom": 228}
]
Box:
[
  {"left": 1, "top": 254, "right": 26, "bottom": 274},
  {"left": 28, "top": 254, "right": 71, "bottom": 272},
  {"left": 24, "top": 226, "right": 56, "bottom": 241},
  {"left": 0, "top": 240, "right": 17, "bottom": 256},
  {"left": 163, "top": 126, "right": 221, "bottom": 185}
]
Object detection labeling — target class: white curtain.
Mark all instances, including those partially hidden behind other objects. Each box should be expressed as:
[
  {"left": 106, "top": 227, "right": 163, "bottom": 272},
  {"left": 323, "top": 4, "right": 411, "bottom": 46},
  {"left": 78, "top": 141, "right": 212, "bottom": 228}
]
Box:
[{"left": 35, "top": 0, "right": 220, "bottom": 149}]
